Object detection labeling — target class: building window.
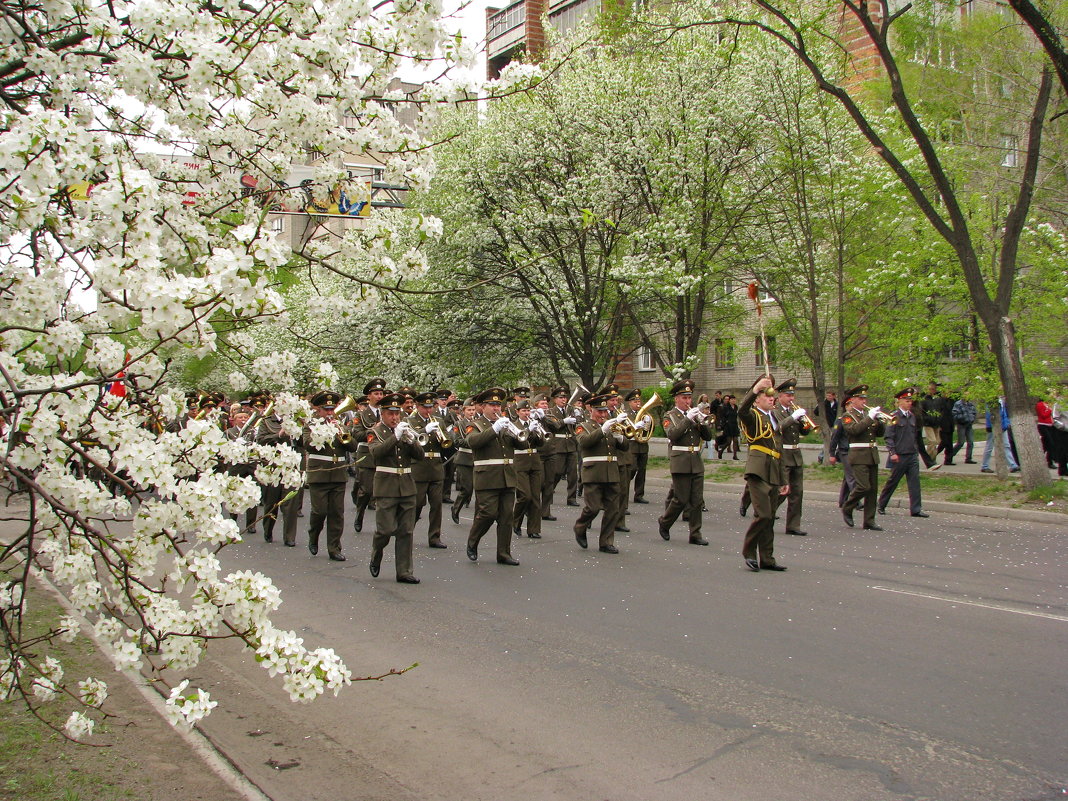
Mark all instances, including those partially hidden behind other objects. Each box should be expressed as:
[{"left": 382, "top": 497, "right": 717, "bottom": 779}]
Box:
[
  {"left": 637, "top": 345, "right": 654, "bottom": 372},
  {"left": 755, "top": 336, "right": 776, "bottom": 367},
  {"left": 714, "top": 338, "right": 735, "bottom": 370},
  {"left": 1001, "top": 135, "right": 1019, "bottom": 168},
  {"left": 487, "top": 1, "right": 525, "bottom": 40},
  {"left": 549, "top": 0, "right": 599, "bottom": 34},
  {"left": 270, "top": 216, "right": 285, "bottom": 233}
]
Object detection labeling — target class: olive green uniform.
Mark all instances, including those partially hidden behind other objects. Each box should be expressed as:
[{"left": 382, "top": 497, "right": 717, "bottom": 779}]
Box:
[{"left": 368, "top": 421, "right": 425, "bottom": 580}]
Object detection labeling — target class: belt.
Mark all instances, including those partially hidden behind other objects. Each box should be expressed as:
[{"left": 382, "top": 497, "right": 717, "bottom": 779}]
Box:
[
  {"left": 458, "top": 447, "right": 472, "bottom": 454},
  {"left": 475, "top": 458, "right": 513, "bottom": 466},
  {"left": 750, "top": 445, "right": 781, "bottom": 459},
  {"left": 519, "top": 448, "right": 537, "bottom": 455},
  {"left": 375, "top": 466, "right": 411, "bottom": 475},
  {"left": 782, "top": 444, "right": 800, "bottom": 450},
  {"left": 583, "top": 455, "right": 617, "bottom": 463},
  {"left": 423, "top": 451, "right": 440, "bottom": 458},
  {"left": 669, "top": 445, "right": 701, "bottom": 453},
  {"left": 357, "top": 443, "right": 369, "bottom": 450},
  {"left": 307, "top": 455, "right": 343, "bottom": 466},
  {"left": 850, "top": 442, "right": 878, "bottom": 448}
]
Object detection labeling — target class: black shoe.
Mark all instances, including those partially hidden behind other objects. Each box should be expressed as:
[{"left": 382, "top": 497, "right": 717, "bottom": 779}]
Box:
[
  {"left": 599, "top": 545, "right": 619, "bottom": 554},
  {"left": 497, "top": 555, "right": 520, "bottom": 566},
  {"left": 367, "top": 501, "right": 376, "bottom": 510},
  {"left": 309, "top": 542, "right": 319, "bottom": 555},
  {"left": 877, "top": 506, "right": 886, "bottom": 515},
  {"left": 513, "top": 525, "right": 523, "bottom": 538},
  {"left": 842, "top": 510, "right": 854, "bottom": 528},
  {"left": 689, "top": 537, "right": 709, "bottom": 546},
  {"left": 944, "top": 461, "right": 955, "bottom": 466},
  {"left": 329, "top": 552, "right": 346, "bottom": 562},
  {"left": 744, "top": 558, "right": 760, "bottom": 572},
  {"left": 864, "top": 523, "right": 884, "bottom": 531},
  {"left": 264, "top": 532, "right": 273, "bottom": 543},
  {"left": 466, "top": 545, "right": 478, "bottom": 562},
  {"left": 911, "top": 511, "right": 930, "bottom": 518},
  {"left": 965, "top": 459, "right": 977, "bottom": 464},
  {"left": 528, "top": 532, "right": 542, "bottom": 539},
  {"left": 284, "top": 541, "right": 295, "bottom": 547},
  {"left": 615, "top": 525, "right": 630, "bottom": 533},
  {"left": 1010, "top": 467, "right": 1020, "bottom": 473},
  {"left": 786, "top": 529, "right": 808, "bottom": 536},
  {"left": 451, "top": 506, "right": 460, "bottom": 525},
  {"left": 542, "top": 514, "right": 557, "bottom": 521},
  {"left": 981, "top": 467, "right": 994, "bottom": 473},
  {"left": 760, "top": 563, "right": 787, "bottom": 571},
  {"left": 369, "top": 552, "right": 381, "bottom": 577},
  {"left": 429, "top": 540, "right": 448, "bottom": 549},
  {"left": 658, "top": 520, "right": 670, "bottom": 541},
  {"left": 396, "top": 575, "right": 421, "bottom": 584},
  {"left": 354, "top": 516, "right": 363, "bottom": 534},
  {"left": 702, "top": 504, "right": 708, "bottom": 512},
  {"left": 567, "top": 500, "right": 580, "bottom": 507},
  {"left": 633, "top": 497, "right": 649, "bottom": 504},
  {"left": 575, "top": 531, "right": 588, "bottom": 549},
  {"left": 739, "top": 505, "right": 748, "bottom": 518},
  {"left": 442, "top": 496, "right": 454, "bottom": 503}
]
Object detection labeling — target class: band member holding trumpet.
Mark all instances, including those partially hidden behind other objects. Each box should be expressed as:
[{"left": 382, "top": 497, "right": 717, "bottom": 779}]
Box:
[
  {"left": 368, "top": 392, "right": 425, "bottom": 584},
  {"left": 574, "top": 393, "right": 629, "bottom": 553},
  {"left": 627, "top": 390, "right": 653, "bottom": 505},
  {"left": 658, "top": 379, "right": 715, "bottom": 546},
  {"left": 774, "top": 379, "right": 815, "bottom": 537},
  {"left": 511, "top": 400, "right": 547, "bottom": 538},
  {"left": 548, "top": 386, "right": 581, "bottom": 510},
  {"left": 738, "top": 376, "right": 790, "bottom": 571},
  {"left": 304, "top": 390, "right": 360, "bottom": 561},
  {"left": 351, "top": 378, "right": 388, "bottom": 534},
  {"left": 465, "top": 387, "right": 522, "bottom": 566},
  {"left": 409, "top": 392, "right": 449, "bottom": 549},
  {"left": 841, "top": 385, "right": 887, "bottom": 531}
]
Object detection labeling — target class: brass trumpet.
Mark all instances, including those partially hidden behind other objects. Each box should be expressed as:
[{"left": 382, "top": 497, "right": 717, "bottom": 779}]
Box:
[
  {"left": 790, "top": 402, "right": 819, "bottom": 432},
  {"left": 862, "top": 404, "right": 894, "bottom": 423}
]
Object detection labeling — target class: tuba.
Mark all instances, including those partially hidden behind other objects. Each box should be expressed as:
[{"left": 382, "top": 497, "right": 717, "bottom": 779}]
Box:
[{"left": 632, "top": 393, "right": 664, "bottom": 444}]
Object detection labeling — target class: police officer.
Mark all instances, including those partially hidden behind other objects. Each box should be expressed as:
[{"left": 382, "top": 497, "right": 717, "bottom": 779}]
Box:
[
  {"left": 304, "top": 390, "right": 359, "bottom": 560},
  {"left": 573, "top": 393, "right": 629, "bottom": 553},
  {"left": 841, "top": 385, "right": 887, "bottom": 530},
  {"left": 409, "top": 392, "right": 448, "bottom": 549},
  {"left": 657, "top": 379, "right": 715, "bottom": 546},
  {"left": 737, "top": 376, "right": 789, "bottom": 571},
  {"left": 878, "top": 387, "right": 934, "bottom": 518},
  {"left": 773, "top": 379, "right": 814, "bottom": 536},
  {"left": 368, "top": 392, "right": 424, "bottom": 584},
  {"left": 464, "top": 388, "right": 522, "bottom": 566}
]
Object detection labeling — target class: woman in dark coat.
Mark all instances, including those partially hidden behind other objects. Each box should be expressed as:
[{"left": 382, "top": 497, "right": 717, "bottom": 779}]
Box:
[{"left": 715, "top": 395, "right": 740, "bottom": 460}]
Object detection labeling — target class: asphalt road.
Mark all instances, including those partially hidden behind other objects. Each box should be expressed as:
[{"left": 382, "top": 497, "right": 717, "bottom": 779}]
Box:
[{"left": 191, "top": 475, "right": 1068, "bottom": 801}]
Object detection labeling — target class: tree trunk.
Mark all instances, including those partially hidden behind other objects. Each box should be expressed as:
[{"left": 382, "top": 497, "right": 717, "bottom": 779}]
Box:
[{"left": 989, "top": 316, "right": 1049, "bottom": 489}]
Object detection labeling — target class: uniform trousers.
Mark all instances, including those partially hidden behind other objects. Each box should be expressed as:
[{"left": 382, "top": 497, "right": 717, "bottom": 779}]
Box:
[
  {"left": 468, "top": 487, "right": 516, "bottom": 560},
  {"left": 452, "top": 465, "right": 473, "bottom": 516},
  {"left": 660, "top": 472, "right": 704, "bottom": 540},
  {"left": 837, "top": 461, "right": 857, "bottom": 507},
  {"left": 843, "top": 463, "right": 879, "bottom": 527},
  {"left": 773, "top": 463, "right": 804, "bottom": 531},
  {"left": 372, "top": 495, "right": 416, "bottom": 579},
  {"left": 414, "top": 479, "right": 443, "bottom": 545},
  {"left": 741, "top": 476, "right": 780, "bottom": 567},
  {"left": 631, "top": 451, "right": 649, "bottom": 501},
  {"left": 442, "top": 459, "right": 456, "bottom": 499},
  {"left": 280, "top": 485, "right": 304, "bottom": 546},
  {"left": 878, "top": 453, "right": 922, "bottom": 514},
  {"left": 354, "top": 466, "right": 375, "bottom": 525},
  {"left": 617, "top": 463, "right": 632, "bottom": 522},
  {"left": 574, "top": 481, "right": 619, "bottom": 548},
  {"left": 513, "top": 466, "right": 543, "bottom": 535},
  {"left": 552, "top": 450, "right": 578, "bottom": 504},
  {"left": 261, "top": 483, "right": 285, "bottom": 540},
  {"left": 539, "top": 456, "right": 556, "bottom": 517},
  {"left": 308, "top": 481, "right": 346, "bottom": 556}
]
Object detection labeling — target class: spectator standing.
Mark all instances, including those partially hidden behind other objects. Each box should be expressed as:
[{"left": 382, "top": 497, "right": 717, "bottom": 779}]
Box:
[
  {"left": 1050, "top": 395, "right": 1068, "bottom": 477},
  {"left": 816, "top": 390, "right": 839, "bottom": 464},
  {"left": 981, "top": 398, "right": 1020, "bottom": 473},
  {"left": 937, "top": 386, "right": 956, "bottom": 465},
  {"left": 920, "top": 383, "right": 943, "bottom": 461},
  {"left": 1036, "top": 397, "right": 1055, "bottom": 469},
  {"left": 950, "top": 391, "right": 978, "bottom": 464}
]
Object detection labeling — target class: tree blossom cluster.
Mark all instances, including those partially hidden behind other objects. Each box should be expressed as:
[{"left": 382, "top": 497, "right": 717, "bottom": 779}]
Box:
[{"left": 0, "top": 0, "right": 538, "bottom": 740}]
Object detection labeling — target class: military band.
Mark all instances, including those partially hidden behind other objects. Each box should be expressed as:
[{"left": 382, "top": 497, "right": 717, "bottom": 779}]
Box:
[{"left": 657, "top": 379, "right": 714, "bottom": 546}]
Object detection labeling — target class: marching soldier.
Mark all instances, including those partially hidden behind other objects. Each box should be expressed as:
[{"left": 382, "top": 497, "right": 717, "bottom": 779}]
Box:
[
  {"left": 450, "top": 397, "right": 479, "bottom": 524},
  {"left": 573, "top": 393, "right": 629, "bottom": 553},
  {"left": 878, "top": 387, "right": 934, "bottom": 518},
  {"left": 507, "top": 386, "right": 530, "bottom": 421},
  {"left": 841, "top": 385, "right": 887, "bottom": 531},
  {"left": 657, "top": 379, "right": 714, "bottom": 546},
  {"left": 737, "top": 376, "right": 790, "bottom": 571},
  {"left": 613, "top": 388, "right": 635, "bottom": 532},
  {"left": 626, "top": 389, "right": 652, "bottom": 505},
  {"left": 464, "top": 387, "right": 522, "bottom": 566},
  {"left": 304, "top": 390, "right": 359, "bottom": 560},
  {"left": 547, "top": 386, "right": 580, "bottom": 509},
  {"left": 368, "top": 392, "right": 424, "bottom": 584},
  {"left": 409, "top": 392, "right": 448, "bottom": 549},
  {"left": 773, "top": 379, "right": 815, "bottom": 537},
  {"left": 256, "top": 394, "right": 303, "bottom": 546},
  {"left": 351, "top": 378, "right": 387, "bottom": 533},
  {"left": 512, "top": 400, "right": 546, "bottom": 538},
  {"left": 223, "top": 403, "right": 259, "bottom": 536},
  {"left": 532, "top": 393, "right": 559, "bottom": 521},
  {"left": 435, "top": 390, "right": 458, "bottom": 502}
]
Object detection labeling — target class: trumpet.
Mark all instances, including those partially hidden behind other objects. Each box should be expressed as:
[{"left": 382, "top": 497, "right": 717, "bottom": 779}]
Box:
[
  {"left": 790, "top": 402, "right": 819, "bottom": 432},
  {"left": 509, "top": 420, "right": 529, "bottom": 444},
  {"left": 632, "top": 393, "right": 664, "bottom": 444},
  {"left": 862, "top": 404, "right": 894, "bottom": 423},
  {"left": 239, "top": 401, "right": 274, "bottom": 437}
]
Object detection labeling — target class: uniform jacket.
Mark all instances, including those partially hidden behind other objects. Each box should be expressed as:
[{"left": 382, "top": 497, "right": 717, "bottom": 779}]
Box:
[
  {"left": 464, "top": 416, "right": 519, "bottom": 490},
  {"left": 547, "top": 403, "right": 577, "bottom": 453},
  {"left": 368, "top": 421, "right": 424, "bottom": 497},
  {"left": 772, "top": 404, "right": 811, "bottom": 468},
  {"left": 350, "top": 405, "right": 382, "bottom": 468},
  {"left": 627, "top": 407, "right": 651, "bottom": 456},
  {"left": 737, "top": 389, "right": 786, "bottom": 485},
  {"left": 663, "top": 406, "right": 714, "bottom": 474},
  {"left": 303, "top": 420, "right": 359, "bottom": 483},
  {"left": 841, "top": 406, "right": 886, "bottom": 466},
  {"left": 575, "top": 420, "right": 627, "bottom": 483},
  {"left": 884, "top": 408, "right": 933, "bottom": 467},
  {"left": 512, "top": 418, "right": 546, "bottom": 473},
  {"left": 407, "top": 411, "right": 446, "bottom": 482}
]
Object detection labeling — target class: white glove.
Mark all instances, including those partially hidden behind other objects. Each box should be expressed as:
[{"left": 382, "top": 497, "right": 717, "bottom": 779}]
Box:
[
  {"left": 686, "top": 407, "right": 703, "bottom": 422},
  {"left": 529, "top": 419, "right": 544, "bottom": 436},
  {"left": 562, "top": 415, "right": 577, "bottom": 425},
  {"left": 394, "top": 421, "right": 411, "bottom": 440},
  {"left": 636, "top": 418, "right": 651, "bottom": 431},
  {"left": 613, "top": 433, "right": 627, "bottom": 444},
  {"left": 532, "top": 408, "right": 545, "bottom": 419},
  {"left": 425, "top": 420, "right": 440, "bottom": 434},
  {"left": 867, "top": 406, "right": 882, "bottom": 420},
  {"left": 601, "top": 418, "right": 616, "bottom": 435},
  {"left": 491, "top": 416, "right": 510, "bottom": 433},
  {"left": 615, "top": 412, "right": 629, "bottom": 423},
  {"left": 791, "top": 407, "right": 807, "bottom": 421}
]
